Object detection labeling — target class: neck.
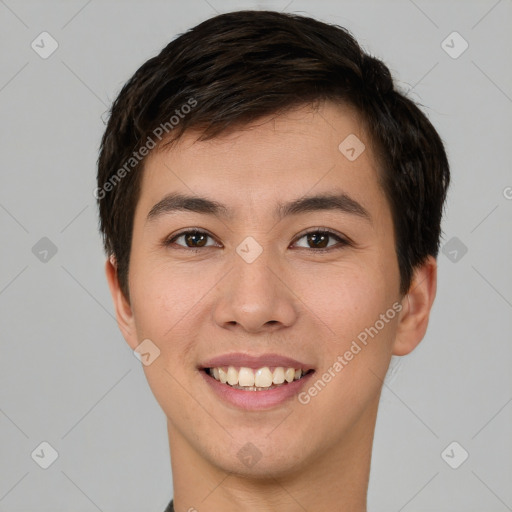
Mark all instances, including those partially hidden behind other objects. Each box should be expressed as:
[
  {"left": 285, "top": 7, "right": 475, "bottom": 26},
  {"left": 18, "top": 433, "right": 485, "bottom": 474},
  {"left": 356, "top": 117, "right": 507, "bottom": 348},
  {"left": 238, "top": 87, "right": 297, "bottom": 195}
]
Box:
[{"left": 168, "top": 394, "right": 381, "bottom": 512}]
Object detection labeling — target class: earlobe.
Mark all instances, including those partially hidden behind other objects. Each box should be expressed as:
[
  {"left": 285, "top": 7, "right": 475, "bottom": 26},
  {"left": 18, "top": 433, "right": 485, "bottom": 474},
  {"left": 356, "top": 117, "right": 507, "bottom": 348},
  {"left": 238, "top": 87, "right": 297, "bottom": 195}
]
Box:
[
  {"left": 104, "top": 256, "right": 137, "bottom": 347},
  {"left": 392, "top": 256, "right": 437, "bottom": 356}
]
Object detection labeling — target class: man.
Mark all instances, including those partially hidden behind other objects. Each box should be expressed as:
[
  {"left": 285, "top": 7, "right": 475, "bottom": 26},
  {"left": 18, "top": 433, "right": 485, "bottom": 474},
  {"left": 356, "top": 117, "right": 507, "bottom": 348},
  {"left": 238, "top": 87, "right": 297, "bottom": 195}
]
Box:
[{"left": 96, "top": 10, "right": 449, "bottom": 511}]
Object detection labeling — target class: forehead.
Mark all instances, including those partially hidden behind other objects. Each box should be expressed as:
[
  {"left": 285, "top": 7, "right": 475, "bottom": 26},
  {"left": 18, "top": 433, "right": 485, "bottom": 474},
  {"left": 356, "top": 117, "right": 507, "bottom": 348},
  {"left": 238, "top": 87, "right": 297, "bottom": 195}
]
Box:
[
  {"left": 136, "top": 101, "right": 386, "bottom": 221},
  {"left": 156, "top": 101, "right": 370, "bottom": 164}
]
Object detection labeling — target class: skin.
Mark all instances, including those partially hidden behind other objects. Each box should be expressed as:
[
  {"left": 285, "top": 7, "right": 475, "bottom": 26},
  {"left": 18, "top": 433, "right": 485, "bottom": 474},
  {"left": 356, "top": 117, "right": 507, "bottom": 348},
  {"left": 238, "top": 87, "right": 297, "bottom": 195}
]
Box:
[{"left": 106, "top": 100, "right": 437, "bottom": 512}]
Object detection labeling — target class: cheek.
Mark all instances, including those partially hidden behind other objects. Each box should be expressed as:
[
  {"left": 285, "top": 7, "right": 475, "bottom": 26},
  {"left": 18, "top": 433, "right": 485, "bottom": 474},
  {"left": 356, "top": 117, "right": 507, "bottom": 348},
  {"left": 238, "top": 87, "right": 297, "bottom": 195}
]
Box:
[
  {"left": 304, "top": 259, "right": 399, "bottom": 408},
  {"left": 129, "top": 258, "right": 201, "bottom": 335},
  {"left": 128, "top": 262, "right": 206, "bottom": 416},
  {"left": 127, "top": 257, "right": 224, "bottom": 382},
  {"left": 299, "top": 272, "right": 399, "bottom": 433},
  {"left": 299, "top": 260, "right": 393, "bottom": 344}
]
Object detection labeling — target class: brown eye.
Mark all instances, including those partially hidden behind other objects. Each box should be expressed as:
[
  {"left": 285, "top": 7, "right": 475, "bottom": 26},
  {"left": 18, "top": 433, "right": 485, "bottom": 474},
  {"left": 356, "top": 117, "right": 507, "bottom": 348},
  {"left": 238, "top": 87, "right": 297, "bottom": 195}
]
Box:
[
  {"left": 306, "top": 232, "right": 329, "bottom": 249},
  {"left": 293, "top": 230, "right": 349, "bottom": 251},
  {"left": 165, "top": 229, "right": 218, "bottom": 250},
  {"left": 182, "top": 231, "right": 208, "bottom": 247}
]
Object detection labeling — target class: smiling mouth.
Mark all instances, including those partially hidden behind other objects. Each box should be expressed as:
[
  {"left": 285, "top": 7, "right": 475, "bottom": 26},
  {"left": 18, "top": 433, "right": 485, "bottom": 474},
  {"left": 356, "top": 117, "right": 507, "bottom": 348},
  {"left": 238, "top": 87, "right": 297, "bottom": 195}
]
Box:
[{"left": 203, "top": 366, "right": 315, "bottom": 391}]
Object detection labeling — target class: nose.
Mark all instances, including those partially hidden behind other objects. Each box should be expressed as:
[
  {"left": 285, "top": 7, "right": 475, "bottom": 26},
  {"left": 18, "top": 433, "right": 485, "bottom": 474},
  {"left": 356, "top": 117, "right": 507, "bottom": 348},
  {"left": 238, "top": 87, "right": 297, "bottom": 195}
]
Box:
[{"left": 212, "top": 247, "right": 298, "bottom": 334}]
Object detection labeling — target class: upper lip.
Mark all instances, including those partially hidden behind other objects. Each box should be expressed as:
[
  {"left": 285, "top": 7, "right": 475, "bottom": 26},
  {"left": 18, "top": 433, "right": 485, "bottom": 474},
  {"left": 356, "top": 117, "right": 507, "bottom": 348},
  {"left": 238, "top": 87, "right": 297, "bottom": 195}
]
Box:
[{"left": 199, "top": 353, "right": 315, "bottom": 371}]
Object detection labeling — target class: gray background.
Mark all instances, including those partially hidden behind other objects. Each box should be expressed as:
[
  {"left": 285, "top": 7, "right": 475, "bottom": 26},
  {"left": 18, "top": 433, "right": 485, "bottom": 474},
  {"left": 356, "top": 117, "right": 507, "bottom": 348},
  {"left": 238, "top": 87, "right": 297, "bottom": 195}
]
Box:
[{"left": 1, "top": 0, "right": 511, "bottom": 511}]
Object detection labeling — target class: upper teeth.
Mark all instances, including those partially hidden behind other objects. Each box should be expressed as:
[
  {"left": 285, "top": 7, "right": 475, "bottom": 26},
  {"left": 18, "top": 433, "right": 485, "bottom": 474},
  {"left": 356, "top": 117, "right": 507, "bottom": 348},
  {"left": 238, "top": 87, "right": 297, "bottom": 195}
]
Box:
[{"left": 210, "top": 366, "right": 304, "bottom": 387}]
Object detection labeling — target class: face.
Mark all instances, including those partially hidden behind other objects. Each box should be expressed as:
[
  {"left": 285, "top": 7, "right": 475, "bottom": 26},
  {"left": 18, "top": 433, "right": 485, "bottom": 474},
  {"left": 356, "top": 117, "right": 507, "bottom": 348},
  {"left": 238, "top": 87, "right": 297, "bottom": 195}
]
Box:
[{"left": 107, "top": 101, "right": 434, "bottom": 479}]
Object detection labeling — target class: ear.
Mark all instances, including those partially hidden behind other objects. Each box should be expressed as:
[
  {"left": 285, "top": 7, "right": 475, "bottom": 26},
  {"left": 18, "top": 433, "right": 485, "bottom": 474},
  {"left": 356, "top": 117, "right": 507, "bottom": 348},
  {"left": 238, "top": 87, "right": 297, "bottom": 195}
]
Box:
[
  {"left": 105, "top": 256, "right": 138, "bottom": 349},
  {"left": 392, "top": 255, "right": 437, "bottom": 356}
]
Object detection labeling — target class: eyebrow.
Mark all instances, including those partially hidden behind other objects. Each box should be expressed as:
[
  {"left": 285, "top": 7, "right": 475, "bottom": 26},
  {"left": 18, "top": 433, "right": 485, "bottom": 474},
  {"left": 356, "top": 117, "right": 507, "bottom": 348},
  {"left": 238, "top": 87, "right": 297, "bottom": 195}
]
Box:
[{"left": 146, "top": 191, "right": 372, "bottom": 224}]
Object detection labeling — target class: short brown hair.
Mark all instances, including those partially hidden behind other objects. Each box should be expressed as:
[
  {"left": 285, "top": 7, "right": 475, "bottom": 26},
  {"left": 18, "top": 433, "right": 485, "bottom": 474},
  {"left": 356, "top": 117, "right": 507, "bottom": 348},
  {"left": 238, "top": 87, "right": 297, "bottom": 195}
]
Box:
[{"left": 97, "top": 10, "right": 450, "bottom": 301}]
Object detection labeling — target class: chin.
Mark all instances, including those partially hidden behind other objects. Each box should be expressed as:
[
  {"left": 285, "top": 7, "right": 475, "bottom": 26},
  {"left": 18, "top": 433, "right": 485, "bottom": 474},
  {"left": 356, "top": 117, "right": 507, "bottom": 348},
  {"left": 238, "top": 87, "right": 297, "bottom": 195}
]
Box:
[{"left": 202, "top": 431, "right": 314, "bottom": 480}]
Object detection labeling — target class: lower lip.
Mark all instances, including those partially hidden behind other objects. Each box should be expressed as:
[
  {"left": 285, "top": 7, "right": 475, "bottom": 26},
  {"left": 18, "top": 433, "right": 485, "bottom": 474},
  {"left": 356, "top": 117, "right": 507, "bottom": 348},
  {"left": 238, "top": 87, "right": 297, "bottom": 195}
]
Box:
[{"left": 200, "top": 370, "right": 315, "bottom": 411}]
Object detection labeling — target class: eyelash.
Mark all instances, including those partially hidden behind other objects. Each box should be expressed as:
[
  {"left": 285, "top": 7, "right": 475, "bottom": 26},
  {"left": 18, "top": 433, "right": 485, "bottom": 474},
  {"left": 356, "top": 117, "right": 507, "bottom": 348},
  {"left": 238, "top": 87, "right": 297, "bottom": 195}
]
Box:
[{"left": 162, "top": 228, "right": 351, "bottom": 253}]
